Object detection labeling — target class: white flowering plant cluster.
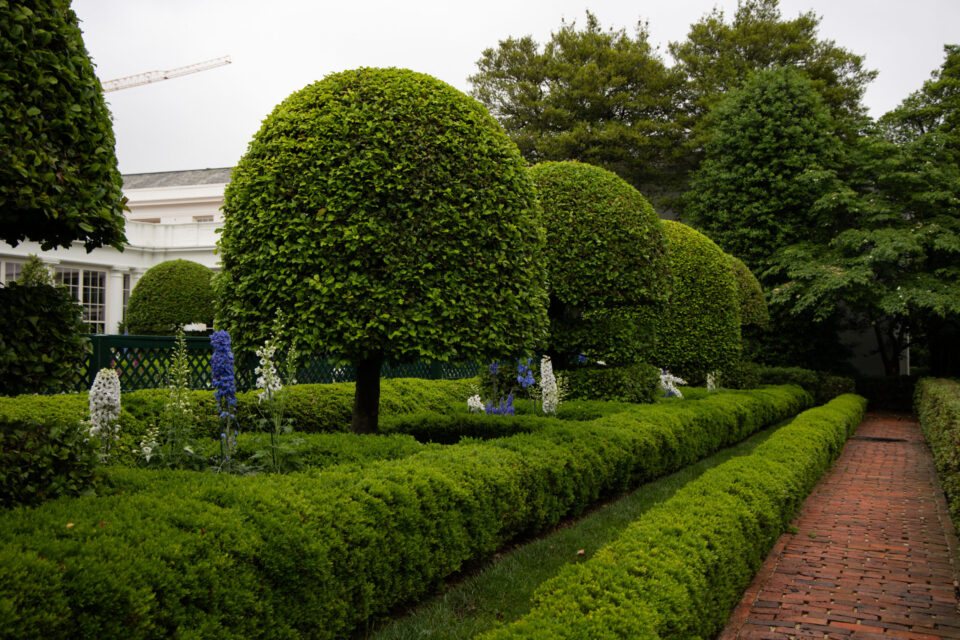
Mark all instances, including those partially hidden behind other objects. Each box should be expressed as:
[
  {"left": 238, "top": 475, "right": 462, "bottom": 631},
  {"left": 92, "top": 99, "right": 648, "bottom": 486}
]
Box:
[
  {"left": 252, "top": 312, "right": 300, "bottom": 473},
  {"left": 659, "top": 368, "right": 688, "bottom": 399},
  {"left": 161, "top": 327, "right": 200, "bottom": 468},
  {"left": 540, "top": 355, "right": 560, "bottom": 415},
  {"left": 706, "top": 371, "right": 720, "bottom": 392},
  {"left": 86, "top": 367, "right": 121, "bottom": 462},
  {"left": 466, "top": 356, "right": 565, "bottom": 416},
  {"left": 135, "top": 423, "right": 161, "bottom": 464}
]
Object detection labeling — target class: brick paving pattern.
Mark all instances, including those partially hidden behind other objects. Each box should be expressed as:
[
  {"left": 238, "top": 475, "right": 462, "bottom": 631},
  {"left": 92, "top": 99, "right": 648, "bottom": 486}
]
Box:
[{"left": 719, "top": 412, "right": 960, "bottom": 639}]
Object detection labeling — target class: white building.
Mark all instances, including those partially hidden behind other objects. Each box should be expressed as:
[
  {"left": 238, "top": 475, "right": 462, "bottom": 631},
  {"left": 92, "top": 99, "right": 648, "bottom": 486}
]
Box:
[{"left": 0, "top": 168, "right": 229, "bottom": 334}]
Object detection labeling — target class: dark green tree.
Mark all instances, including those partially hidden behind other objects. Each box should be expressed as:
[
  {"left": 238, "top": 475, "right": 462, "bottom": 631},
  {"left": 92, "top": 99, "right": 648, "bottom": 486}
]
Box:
[
  {"left": 470, "top": 11, "right": 688, "bottom": 198},
  {"left": 528, "top": 161, "right": 669, "bottom": 366},
  {"left": 771, "top": 46, "right": 960, "bottom": 376},
  {"left": 218, "top": 68, "right": 548, "bottom": 433},
  {"left": 684, "top": 67, "right": 849, "bottom": 274},
  {"left": 0, "top": 0, "right": 126, "bottom": 251},
  {"left": 670, "top": 0, "right": 875, "bottom": 130}
]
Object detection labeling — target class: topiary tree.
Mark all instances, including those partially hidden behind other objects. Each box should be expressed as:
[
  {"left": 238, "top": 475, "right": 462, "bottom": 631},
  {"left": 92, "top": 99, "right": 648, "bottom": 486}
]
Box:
[
  {"left": 727, "top": 254, "right": 768, "bottom": 328},
  {"left": 126, "top": 260, "right": 215, "bottom": 335},
  {"left": 0, "top": 0, "right": 126, "bottom": 251},
  {"left": 0, "top": 277, "right": 88, "bottom": 396},
  {"left": 528, "top": 161, "right": 669, "bottom": 366},
  {"left": 217, "top": 67, "right": 548, "bottom": 433},
  {"left": 649, "top": 220, "right": 741, "bottom": 384}
]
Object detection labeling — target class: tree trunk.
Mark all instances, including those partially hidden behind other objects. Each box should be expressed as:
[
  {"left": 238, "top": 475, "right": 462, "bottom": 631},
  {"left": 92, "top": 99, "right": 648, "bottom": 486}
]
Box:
[{"left": 351, "top": 353, "right": 384, "bottom": 434}]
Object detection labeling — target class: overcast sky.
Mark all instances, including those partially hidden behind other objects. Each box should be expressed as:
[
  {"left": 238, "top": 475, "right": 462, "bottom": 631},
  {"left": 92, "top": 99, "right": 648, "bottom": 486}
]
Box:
[{"left": 72, "top": 0, "right": 960, "bottom": 175}]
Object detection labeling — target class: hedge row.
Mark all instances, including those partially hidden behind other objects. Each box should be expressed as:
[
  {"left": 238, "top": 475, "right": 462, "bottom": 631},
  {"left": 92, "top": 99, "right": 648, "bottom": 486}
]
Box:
[
  {"left": 730, "top": 363, "right": 855, "bottom": 404},
  {"left": 482, "top": 394, "right": 867, "bottom": 639},
  {"left": 562, "top": 363, "right": 660, "bottom": 404},
  {"left": 0, "top": 386, "right": 810, "bottom": 639},
  {"left": 0, "top": 378, "right": 473, "bottom": 506},
  {"left": 915, "top": 378, "right": 960, "bottom": 531}
]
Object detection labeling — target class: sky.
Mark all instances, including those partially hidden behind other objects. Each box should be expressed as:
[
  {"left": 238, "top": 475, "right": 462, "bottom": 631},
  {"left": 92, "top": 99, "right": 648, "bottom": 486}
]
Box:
[{"left": 71, "top": 0, "right": 960, "bottom": 175}]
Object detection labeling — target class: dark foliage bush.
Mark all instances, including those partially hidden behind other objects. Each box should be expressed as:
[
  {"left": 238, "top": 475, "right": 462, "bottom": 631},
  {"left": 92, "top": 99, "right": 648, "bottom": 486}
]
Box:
[
  {"left": 0, "top": 386, "right": 809, "bottom": 639},
  {"left": 857, "top": 375, "right": 918, "bottom": 412},
  {"left": 0, "top": 281, "right": 88, "bottom": 396},
  {"left": 916, "top": 378, "right": 960, "bottom": 531},
  {"left": 727, "top": 363, "right": 855, "bottom": 404},
  {"left": 483, "top": 394, "right": 867, "bottom": 639},
  {"left": 647, "top": 220, "right": 741, "bottom": 384},
  {"left": 562, "top": 363, "right": 660, "bottom": 403},
  {"left": 528, "top": 162, "right": 669, "bottom": 366},
  {"left": 125, "top": 260, "right": 215, "bottom": 335},
  {"left": 0, "top": 0, "right": 126, "bottom": 252},
  {"left": 0, "top": 418, "right": 100, "bottom": 508}
]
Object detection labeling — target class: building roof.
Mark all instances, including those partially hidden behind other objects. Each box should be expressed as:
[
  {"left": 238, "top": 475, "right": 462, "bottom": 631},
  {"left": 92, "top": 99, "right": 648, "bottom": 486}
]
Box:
[{"left": 122, "top": 167, "right": 233, "bottom": 189}]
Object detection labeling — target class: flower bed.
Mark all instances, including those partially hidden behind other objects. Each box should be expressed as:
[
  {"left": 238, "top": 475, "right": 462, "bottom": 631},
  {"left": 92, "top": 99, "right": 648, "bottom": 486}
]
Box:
[
  {"left": 480, "top": 394, "right": 867, "bottom": 639},
  {"left": 0, "top": 385, "right": 809, "bottom": 639}
]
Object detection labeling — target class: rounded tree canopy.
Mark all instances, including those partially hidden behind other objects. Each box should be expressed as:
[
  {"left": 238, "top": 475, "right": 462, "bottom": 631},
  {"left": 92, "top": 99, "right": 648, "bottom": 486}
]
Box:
[
  {"left": 651, "top": 220, "right": 741, "bottom": 383},
  {"left": 217, "top": 67, "right": 548, "bottom": 361},
  {"left": 528, "top": 161, "right": 668, "bottom": 309},
  {"left": 0, "top": 0, "right": 126, "bottom": 251},
  {"left": 728, "top": 253, "right": 769, "bottom": 328},
  {"left": 126, "top": 260, "right": 215, "bottom": 335}
]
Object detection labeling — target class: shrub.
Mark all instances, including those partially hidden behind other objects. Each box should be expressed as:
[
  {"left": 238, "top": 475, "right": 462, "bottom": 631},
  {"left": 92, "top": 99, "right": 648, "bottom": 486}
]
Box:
[
  {"left": 915, "top": 378, "right": 960, "bottom": 530},
  {"left": 0, "top": 386, "right": 810, "bottom": 638},
  {"left": 482, "top": 394, "right": 867, "bottom": 639},
  {"left": 528, "top": 162, "right": 669, "bottom": 366},
  {"left": 647, "top": 220, "right": 741, "bottom": 384},
  {"left": 218, "top": 67, "right": 548, "bottom": 433},
  {"left": 728, "top": 253, "right": 768, "bottom": 327},
  {"left": 857, "top": 375, "right": 918, "bottom": 412},
  {"left": 0, "top": 0, "right": 126, "bottom": 252},
  {"left": 125, "top": 260, "right": 215, "bottom": 335},
  {"left": 734, "top": 365, "right": 856, "bottom": 404},
  {"left": 0, "top": 281, "right": 88, "bottom": 395},
  {"left": 562, "top": 363, "right": 660, "bottom": 404},
  {"left": 0, "top": 418, "right": 100, "bottom": 508}
]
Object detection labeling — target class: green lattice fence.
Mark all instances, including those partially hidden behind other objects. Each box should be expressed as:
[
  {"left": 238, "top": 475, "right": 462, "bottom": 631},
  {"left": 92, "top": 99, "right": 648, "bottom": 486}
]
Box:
[{"left": 73, "top": 335, "right": 480, "bottom": 392}]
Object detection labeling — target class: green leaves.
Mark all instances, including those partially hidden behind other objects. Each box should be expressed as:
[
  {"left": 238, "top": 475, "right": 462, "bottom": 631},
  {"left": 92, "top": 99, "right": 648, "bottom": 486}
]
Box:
[
  {"left": 0, "top": 0, "right": 126, "bottom": 251},
  {"left": 126, "top": 260, "right": 216, "bottom": 335}
]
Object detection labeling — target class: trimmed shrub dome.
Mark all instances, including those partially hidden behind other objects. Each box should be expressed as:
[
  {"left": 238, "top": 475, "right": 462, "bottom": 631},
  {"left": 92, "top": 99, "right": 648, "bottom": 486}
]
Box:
[
  {"left": 528, "top": 161, "right": 668, "bottom": 365},
  {"left": 125, "top": 260, "right": 215, "bottom": 335},
  {"left": 216, "top": 67, "right": 547, "bottom": 364},
  {"left": 650, "top": 220, "right": 741, "bottom": 383},
  {"left": 728, "top": 254, "right": 769, "bottom": 328}
]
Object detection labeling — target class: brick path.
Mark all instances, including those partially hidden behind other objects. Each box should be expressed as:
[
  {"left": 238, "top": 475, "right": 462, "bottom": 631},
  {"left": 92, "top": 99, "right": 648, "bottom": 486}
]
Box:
[{"left": 719, "top": 412, "right": 960, "bottom": 639}]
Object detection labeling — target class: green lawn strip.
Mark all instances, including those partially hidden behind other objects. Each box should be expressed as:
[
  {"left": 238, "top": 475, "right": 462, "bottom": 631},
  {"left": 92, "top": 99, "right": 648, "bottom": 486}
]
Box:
[
  {"left": 365, "top": 416, "right": 789, "bottom": 640},
  {"left": 480, "top": 394, "right": 867, "bottom": 639}
]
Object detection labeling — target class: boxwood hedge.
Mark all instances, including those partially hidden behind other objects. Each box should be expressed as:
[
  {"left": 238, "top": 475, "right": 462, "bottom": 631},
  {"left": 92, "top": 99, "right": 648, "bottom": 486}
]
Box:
[
  {"left": 916, "top": 378, "right": 960, "bottom": 531},
  {"left": 0, "top": 386, "right": 809, "bottom": 639},
  {"left": 482, "top": 394, "right": 867, "bottom": 639}
]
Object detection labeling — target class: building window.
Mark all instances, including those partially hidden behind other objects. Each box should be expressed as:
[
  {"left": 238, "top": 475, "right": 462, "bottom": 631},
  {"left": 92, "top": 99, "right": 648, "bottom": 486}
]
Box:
[
  {"left": 2, "top": 261, "right": 21, "bottom": 284},
  {"left": 194, "top": 215, "right": 214, "bottom": 222},
  {"left": 55, "top": 266, "right": 107, "bottom": 334}
]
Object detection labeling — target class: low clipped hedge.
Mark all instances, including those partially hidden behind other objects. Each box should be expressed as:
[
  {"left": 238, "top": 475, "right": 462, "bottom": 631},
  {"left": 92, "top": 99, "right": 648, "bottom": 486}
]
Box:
[
  {"left": 729, "top": 363, "right": 855, "bottom": 404},
  {"left": 916, "top": 378, "right": 960, "bottom": 531},
  {"left": 0, "top": 386, "right": 810, "bottom": 639},
  {"left": 482, "top": 394, "right": 867, "bottom": 640},
  {"left": 562, "top": 363, "right": 660, "bottom": 404}
]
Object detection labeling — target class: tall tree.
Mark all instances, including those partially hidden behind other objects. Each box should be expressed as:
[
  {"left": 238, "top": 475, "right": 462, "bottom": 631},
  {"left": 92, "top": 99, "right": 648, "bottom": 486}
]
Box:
[
  {"left": 0, "top": 0, "right": 126, "bottom": 251},
  {"left": 470, "top": 11, "right": 688, "bottom": 197},
  {"left": 683, "top": 67, "right": 848, "bottom": 274},
  {"left": 670, "top": 0, "right": 876, "bottom": 131},
  {"left": 770, "top": 46, "right": 960, "bottom": 376}
]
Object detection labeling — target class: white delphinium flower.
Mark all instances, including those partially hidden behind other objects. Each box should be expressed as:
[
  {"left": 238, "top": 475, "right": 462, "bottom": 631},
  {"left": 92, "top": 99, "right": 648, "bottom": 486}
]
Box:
[
  {"left": 706, "top": 371, "right": 719, "bottom": 391},
  {"left": 138, "top": 424, "right": 161, "bottom": 464},
  {"left": 255, "top": 339, "right": 282, "bottom": 404},
  {"left": 467, "top": 394, "right": 484, "bottom": 414},
  {"left": 659, "top": 368, "right": 688, "bottom": 399},
  {"left": 540, "top": 356, "right": 559, "bottom": 415},
  {"left": 88, "top": 368, "right": 121, "bottom": 460}
]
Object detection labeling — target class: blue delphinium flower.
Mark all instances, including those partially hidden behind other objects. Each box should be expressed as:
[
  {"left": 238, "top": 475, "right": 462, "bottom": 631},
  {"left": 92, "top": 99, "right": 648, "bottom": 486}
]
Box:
[
  {"left": 484, "top": 392, "right": 515, "bottom": 416},
  {"left": 577, "top": 353, "right": 587, "bottom": 365},
  {"left": 489, "top": 360, "right": 500, "bottom": 376},
  {"left": 517, "top": 358, "right": 535, "bottom": 388},
  {"left": 210, "top": 330, "right": 237, "bottom": 419}
]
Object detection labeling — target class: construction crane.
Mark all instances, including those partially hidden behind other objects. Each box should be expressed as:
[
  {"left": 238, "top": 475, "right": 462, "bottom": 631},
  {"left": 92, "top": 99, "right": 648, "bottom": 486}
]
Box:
[{"left": 102, "top": 55, "right": 231, "bottom": 92}]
